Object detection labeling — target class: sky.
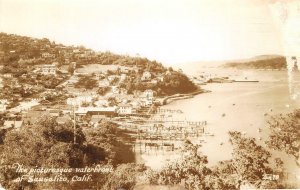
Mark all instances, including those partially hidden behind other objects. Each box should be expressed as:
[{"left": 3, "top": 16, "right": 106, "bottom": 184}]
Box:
[{"left": 0, "top": 0, "right": 298, "bottom": 66}]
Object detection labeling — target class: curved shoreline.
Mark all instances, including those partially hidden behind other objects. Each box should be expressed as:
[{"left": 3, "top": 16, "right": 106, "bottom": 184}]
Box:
[{"left": 162, "top": 89, "right": 210, "bottom": 105}]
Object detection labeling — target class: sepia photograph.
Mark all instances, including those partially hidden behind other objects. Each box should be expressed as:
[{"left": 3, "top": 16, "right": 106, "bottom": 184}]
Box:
[{"left": 0, "top": 0, "right": 299, "bottom": 189}]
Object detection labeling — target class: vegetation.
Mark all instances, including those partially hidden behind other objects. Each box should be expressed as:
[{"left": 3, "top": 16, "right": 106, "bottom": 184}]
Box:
[
  {"left": 102, "top": 163, "right": 146, "bottom": 190},
  {"left": 0, "top": 117, "right": 85, "bottom": 189},
  {"left": 227, "top": 131, "right": 275, "bottom": 188},
  {"left": 266, "top": 110, "right": 300, "bottom": 166},
  {"left": 147, "top": 132, "right": 287, "bottom": 190},
  {"left": 0, "top": 32, "right": 198, "bottom": 97},
  {"left": 158, "top": 71, "right": 198, "bottom": 95},
  {"left": 75, "top": 75, "right": 98, "bottom": 89},
  {"left": 84, "top": 120, "right": 135, "bottom": 166},
  {"left": 148, "top": 141, "right": 218, "bottom": 190},
  {"left": 0, "top": 117, "right": 138, "bottom": 189},
  {"left": 224, "top": 56, "right": 286, "bottom": 70}
]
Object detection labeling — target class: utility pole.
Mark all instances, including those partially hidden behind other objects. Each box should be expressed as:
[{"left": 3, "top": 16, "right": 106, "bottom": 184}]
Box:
[{"left": 73, "top": 105, "right": 76, "bottom": 144}]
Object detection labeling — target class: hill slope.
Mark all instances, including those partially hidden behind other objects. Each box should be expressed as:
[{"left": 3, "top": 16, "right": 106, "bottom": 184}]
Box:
[
  {"left": 0, "top": 32, "right": 198, "bottom": 96},
  {"left": 223, "top": 55, "right": 286, "bottom": 70}
]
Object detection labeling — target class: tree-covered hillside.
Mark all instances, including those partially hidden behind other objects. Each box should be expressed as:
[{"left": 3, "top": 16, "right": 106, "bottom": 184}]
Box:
[
  {"left": 0, "top": 32, "right": 198, "bottom": 96},
  {"left": 223, "top": 56, "right": 287, "bottom": 70}
]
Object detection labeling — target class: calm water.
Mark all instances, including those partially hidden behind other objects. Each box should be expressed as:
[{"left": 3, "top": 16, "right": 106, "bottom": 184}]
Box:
[{"left": 161, "top": 69, "right": 300, "bottom": 174}]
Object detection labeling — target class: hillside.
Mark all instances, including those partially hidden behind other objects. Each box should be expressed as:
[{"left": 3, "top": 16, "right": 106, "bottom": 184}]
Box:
[
  {"left": 0, "top": 32, "right": 198, "bottom": 96},
  {"left": 223, "top": 55, "right": 287, "bottom": 70}
]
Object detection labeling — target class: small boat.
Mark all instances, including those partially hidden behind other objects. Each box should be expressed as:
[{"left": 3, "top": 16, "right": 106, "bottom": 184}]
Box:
[{"left": 222, "top": 113, "right": 226, "bottom": 117}]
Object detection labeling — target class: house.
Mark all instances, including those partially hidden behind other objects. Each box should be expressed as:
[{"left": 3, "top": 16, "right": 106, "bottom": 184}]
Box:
[
  {"left": 41, "top": 52, "right": 55, "bottom": 58},
  {"left": 140, "top": 99, "right": 153, "bottom": 107},
  {"left": 120, "top": 74, "right": 127, "bottom": 81},
  {"left": 119, "top": 88, "right": 128, "bottom": 95},
  {"left": 52, "top": 105, "right": 73, "bottom": 115},
  {"left": 22, "top": 110, "right": 48, "bottom": 125},
  {"left": 141, "top": 71, "right": 151, "bottom": 81},
  {"left": 133, "top": 90, "right": 143, "bottom": 97},
  {"left": 2, "top": 121, "right": 23, "bottom": 129},
  {"left": 3, "top": 73, "right": 13, "bottom": 78},
  {"left": 73, "top": 49, "right": 81, "bottom": 54},
  {"left": 67, "top": 96, "right": 93, "bottom": 106},
  {"left": 38, "top": 64, "right": 56, "bottom": 75},
  {"left": 112, "top": 86, "right": 120, "bottom": 94},
  {"left": 56, "top": 115, "right": 72, "bottom": 125},
  {"left": 67, "top": 76, "right": 79, "bottom": 84},
  {"left": 144, "top": 89, "right": 154, "bottom": 100},
  {"left": 165, "top": 70, "right": 172, "bottom": 75},
  {"left": 130, "top": 100, "right": 141, "bottom": 110},
  {"left": 98, "top": 79, "right": 110, "bottom": 87},
  {"left": 150, "top": 79, "right": 158, "bottom": 85},
  {"left": 75, "top": 106, "right": 117, "bottom": 116},
  {"left": 121, "top": 68, "right": 130, "bottom": 73},
  {"left": 0, "top": 99, "right": 8, "bottom": 105},
  {"left": 94, "top": 99, "right": 109, "bottom": 107},
  {"left": 118, "top": 104, "right": 132, "bottom": 115},
  {"left": 47, "top": 109, "right": 60, "bottom": 117},
  {"left": 107, "top": 75, "right": 118, "bottom": 82},
  {"left": 0, "top": 104, "right": 7, "bottom": 112},
  {"left": 89, "top": 115, "right": 106, "bottom": 127}
]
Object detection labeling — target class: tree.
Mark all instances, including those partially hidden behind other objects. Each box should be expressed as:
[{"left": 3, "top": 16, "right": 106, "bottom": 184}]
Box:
[
  {"left": 228, "top": 131, "right": 273, "bottom": 188},
  {"left": 0, "top": 117, "right": 86, "bottom": 189},
  {"left": 265, "top": 110, "right": 300, "bottom": 166},
  {"left": 84, "top": 120, "right": 135, "bottom": 166},
  {"left": 148, "top": 140, "right": 213, "bottom": 190},
  {"left": 102, "top": 163, "right": 146, "bottom": 190},
  {"left": 159, "top": 71, "right": 198, "bottom": 95},
  {"left": 97, "top": 86, "right": 111, "bottom": 96},
  {"left": 75, "top": 76, "right": 98, "bottom": 89},
  {"left": 68, "top": 64, "right": 75, "bottom": 74}
]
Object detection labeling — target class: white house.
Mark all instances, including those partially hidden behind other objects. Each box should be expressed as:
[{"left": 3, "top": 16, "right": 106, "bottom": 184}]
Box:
[
  {"left": 3, "top": 121, "right": 23, "bottom": 129},
  {"left": 150, "top": 79, "right": 158, "bottom": 85},
  {"left": 39, "top": 64, "right": 56, "bottom": 75},
  {"left": 67, "top": 96, "right": 93, "bottom": 106},
  {"left": 0, "top": 99, "right": 8, "bottom": 105},
  {"left": 41, "top": 52, "right": 55, "bottom": 58},
  {"left": 140, "top": 99, "right": 153, "bottom": 107},
  {"left": 3, "top": 73, "right": 13, "bottom": 78},
  {"left": 118, "top": 104, "right": 132, "bottom": 115},
  {"left": 112, "top": 86, "right": 120, "bottom": 94},
  {"left": 143, "top": 89, "right": 154, "bottom": 100},
  {"left": 141, "top": 71, "right": 151, "bottom": 81},
  {"left": 120, "top": 74, "right": 127, "bottom": 81},
  {"left": 0, "top": 104, "right": 7, "bottom": 112},
  {"left": 98, "top": 79, "right": 110, "bottom": 87},
  {"left": 94, "top": 99, "right": 109, "bottom": 107}
]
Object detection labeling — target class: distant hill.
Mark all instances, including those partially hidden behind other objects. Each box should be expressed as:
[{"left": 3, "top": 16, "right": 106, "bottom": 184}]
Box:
[{"left": 223, "top": 55, "right": 287, "bottom": 70}]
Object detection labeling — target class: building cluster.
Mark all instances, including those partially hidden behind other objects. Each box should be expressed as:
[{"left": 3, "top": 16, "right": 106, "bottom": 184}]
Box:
[{"left": 0, "top": 33, "right": 185, "bottom": 139}]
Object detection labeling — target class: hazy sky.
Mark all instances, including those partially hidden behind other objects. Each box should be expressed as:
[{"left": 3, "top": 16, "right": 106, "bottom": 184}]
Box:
[{"left": 0, "top": 0, "right": 297, "bottom": 65}]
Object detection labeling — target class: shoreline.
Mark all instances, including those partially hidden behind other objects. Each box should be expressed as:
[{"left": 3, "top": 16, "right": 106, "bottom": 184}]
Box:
[{"left": 162, "top": 89, "right": 209, "bottom": 105}]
